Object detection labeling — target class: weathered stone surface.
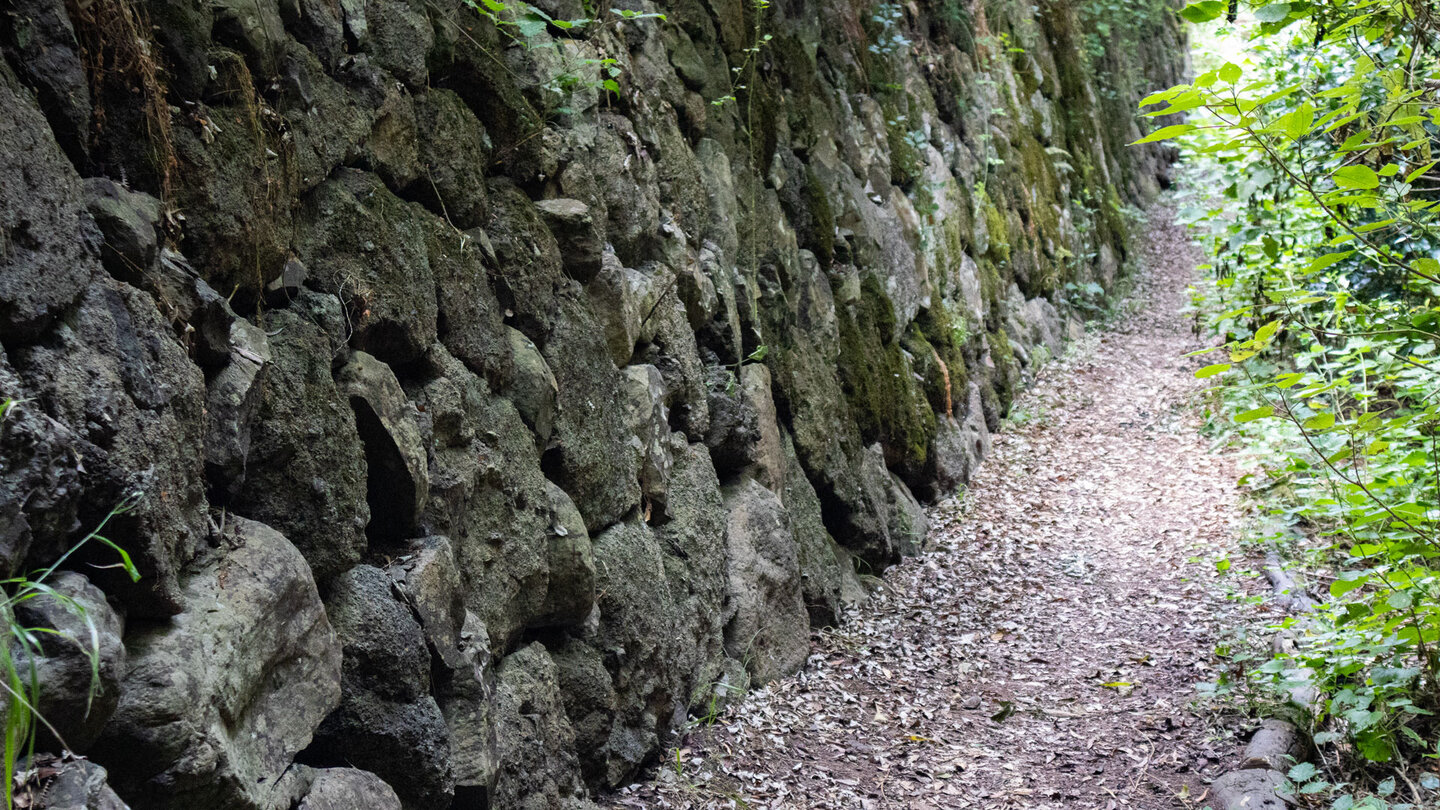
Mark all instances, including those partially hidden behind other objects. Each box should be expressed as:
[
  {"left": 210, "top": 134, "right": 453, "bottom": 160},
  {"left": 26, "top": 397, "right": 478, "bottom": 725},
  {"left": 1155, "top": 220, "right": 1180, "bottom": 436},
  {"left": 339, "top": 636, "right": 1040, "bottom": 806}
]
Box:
[
  {"left": 387, "top": 536, "right": 466, "bottom": 669},
  {"left": 83, "top": 178, "right": 161, "bottom": 281},
  {"left": 492, "top": 643, "right": 593, "bottom": 809},
  {"left": 307, "top": 565, "right": 453, "bottom": 810},
  {"left": 0, "top": 59, "right": 96, "bottom": 342},
  {"left": 722, "top": 478, "right": 810, "bottom": 683},
  {"left": 781, "top": 431, "right": 866, "bottom": 627},
  {"left": 619, "top": 364, "right": 672, "bottom": 503},
  {"left": 503, "top": 326, "right": 559, "bottom": 447},
  {"left": 337, "top": 351, "right": 429, "bottom": 543},
  {"left": 296, "top": 768, "right": 403, "bottom": 810},
  {"left": 413, "top": 346, "right": 559, "bottom": 649},
  {"left": 203, "top": 316, "right": 271, "bottom": 499},
  {"left": 536, "top": 198, "right": 604, "bottom": 283},
  {"left": 93, "top": 517, "right": 341, "bottom": 810},
  {"left": 425, "top": 218, "right": 512, "bottom": 388},
  {"left": 411, "top": 89, "right": 490, "bottom": 228},
  {"left": 0, "top": 356, "right": 81, "bottom": 577},
  {"left": 439, "top": 611, "right": 500, "bottom": 805},
  {"left": 26, "top": 757, "right": 126, "bottom": 810},
  {"left": 295, "top": 169, "right": 439, "bottom": 366},
  {"left": 15, "top": 572, "right": 125, "bottom": 753},
  {"left": 1209, "top": 769, "right": 1293, "bottom": 810},
  {"left": 9, "top": 277, "right": 207, "bottom": 616},
  {"left": 231, "top": 310, "right": 369, "bottom": 583}
]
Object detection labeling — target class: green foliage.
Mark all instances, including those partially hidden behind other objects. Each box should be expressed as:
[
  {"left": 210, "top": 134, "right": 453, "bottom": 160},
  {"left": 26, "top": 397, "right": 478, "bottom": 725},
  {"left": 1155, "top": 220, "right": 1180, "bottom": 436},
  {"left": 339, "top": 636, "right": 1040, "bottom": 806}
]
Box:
[
  {"left": 868, "top": 3, "right": 912, "bottom": 56},
  {"left": 1140, "top": 0, "right": 1440, "bottom": 801},
  {"left": 0, "top": 476, "right": 140, "bottom": 809},
  {"left": 463, "top": 0, "right": 665, "bottom": 111}
]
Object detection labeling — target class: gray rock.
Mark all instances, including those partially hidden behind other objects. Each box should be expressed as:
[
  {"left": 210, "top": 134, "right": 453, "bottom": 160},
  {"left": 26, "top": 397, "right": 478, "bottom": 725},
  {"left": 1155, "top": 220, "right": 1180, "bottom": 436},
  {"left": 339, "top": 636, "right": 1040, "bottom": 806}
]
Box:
[
  {"left": 387, "top": 536, "right": 466, "bottom": 670},
  {"left": 82, "top": 178, "right": 162, "bottom": 281},
  {"left": 439, "top": 612, "right": 500, "bottom": 805},
  {"left": 294, "top": 169, "right": 439, "bottom": 366},
  {"left": 538, "top": 482, "right": 596, "bottom": 629},
  {"left": 721, "top": 478, "right": 810, "bottom": 683},
  {"left": 1208, "top": 769, "right": 1292, "bottom": 809},
  {"left": 9, "top": 277, "right": 207, "bottom": 616},
  {"left": 584, "top": 252, "right": 652, "bottom": 367},
  {"left": 425, "top": 219, "right": 512, "bottom": 389},
  {"left": 0, "top": 54, "right": 97, "bottom": 341},
  {"left": 492, "top": 644, "right": 592, "bottom": 809},
  {"left": 296, "top": 768, "right": 402, "bottom": 810},
  {"left": 25, "top": 757, "right": 127, "bottom": 810},
  {"left": 93, "top": 517, "right": 341, "bottom": 810},
  {"left": 231, "top": 310, "right": 369, "bottom": 583},
  {"left": 0, "top": 360, "right": 81, "bottom": 578},
  {"left": 413, "top": 346, "right": 556, "bottom": 649},
  {"left": 203, "top": 317, "right": 272, "bottom": 500},
  {"left": 309, "top": 565, "right": 453, "bottom": 810},
  {"left": 15, "top": 572, "right": 125, "bottom": 753},
  {"left": 326, "top": 565, "right": 432, "bottom": 702},
  {"left": 411, "top": 89, "right": 491, "bottom": 228},
  {"left": 619, "top": 364, "right": 672, "bottom": 503},
  {"left": 308, "top": 692, "right": 453, "bottom": 810},
  {"left": 503, "top": 327, "right": 559, "bottom": 447},
  {"left": 536, "top": 198, "right": 604, "bottom": 283},
  {"left": 336, "top": 351, "right": 430, "bottom": 544},
  {"left": 781, "top": 431, "right": 866, "bottom": 627}
]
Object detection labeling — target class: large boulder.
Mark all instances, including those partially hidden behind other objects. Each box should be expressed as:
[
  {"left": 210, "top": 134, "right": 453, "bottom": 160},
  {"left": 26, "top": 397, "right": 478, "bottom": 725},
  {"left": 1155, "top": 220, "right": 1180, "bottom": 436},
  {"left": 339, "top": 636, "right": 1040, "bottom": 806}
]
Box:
[
  {"left": 491, "top": 643, "right": 595, "bottom": 810},
  {"left": 8, "top": 277, "right": 207, "bottom": 616},
  {"left": 293, "top": 169, "right": 439, "bottom": 366},
  {"left": 0, "top": 59, "right": 96, "bottom": 342},
  {"left": 721, "top": 478, "right": 810, "bottom": 683},
  {"left": 230, "top": 310, "right": 369, "bottom": 582},
  {"left": 305, "top": 565, "right": 454, "bottom": 810},
  {"left": 92, "top": 517, "right": 342, "bottom": 810},
  {"left": 15, "top": 572, "right": 126, "bottom": 753}
]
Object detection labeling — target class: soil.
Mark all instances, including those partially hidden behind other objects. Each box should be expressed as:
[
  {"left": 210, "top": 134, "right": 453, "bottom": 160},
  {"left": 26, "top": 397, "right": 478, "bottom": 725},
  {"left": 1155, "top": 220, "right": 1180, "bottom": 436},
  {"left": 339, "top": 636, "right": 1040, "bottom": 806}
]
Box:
[{"left": 603, "top": 212, "right": 1271, "bottom": 809}]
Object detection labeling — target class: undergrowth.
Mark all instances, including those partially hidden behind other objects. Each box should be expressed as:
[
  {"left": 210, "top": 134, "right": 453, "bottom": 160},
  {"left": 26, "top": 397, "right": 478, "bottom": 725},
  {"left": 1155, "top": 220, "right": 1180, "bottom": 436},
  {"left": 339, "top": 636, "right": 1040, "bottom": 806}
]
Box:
[{"left": 1143, "top": 1, "right": 1440, "bottom": 805}]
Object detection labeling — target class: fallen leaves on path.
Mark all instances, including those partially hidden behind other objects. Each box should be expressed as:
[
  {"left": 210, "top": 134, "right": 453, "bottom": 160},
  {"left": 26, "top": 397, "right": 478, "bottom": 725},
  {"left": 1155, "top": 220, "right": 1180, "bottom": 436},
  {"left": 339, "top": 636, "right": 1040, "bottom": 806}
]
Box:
[{"left": 605, "top": 211, "right": 1267, "bottom": 809}]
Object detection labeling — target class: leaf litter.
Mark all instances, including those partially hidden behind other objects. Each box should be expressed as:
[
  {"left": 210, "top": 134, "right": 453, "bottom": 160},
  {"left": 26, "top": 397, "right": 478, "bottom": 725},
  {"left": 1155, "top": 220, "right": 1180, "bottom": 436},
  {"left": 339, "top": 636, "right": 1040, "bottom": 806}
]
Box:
[{"left": 604, "top": 211, "right": 1268, "bottom": 809}]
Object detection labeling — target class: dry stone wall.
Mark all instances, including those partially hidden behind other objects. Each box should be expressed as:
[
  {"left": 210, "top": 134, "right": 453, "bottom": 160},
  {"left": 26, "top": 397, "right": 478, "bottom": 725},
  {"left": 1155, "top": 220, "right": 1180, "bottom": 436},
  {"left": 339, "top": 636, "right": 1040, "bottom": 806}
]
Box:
[{"left": 0, "top": 0, "right": 1182, "bottom": 806}]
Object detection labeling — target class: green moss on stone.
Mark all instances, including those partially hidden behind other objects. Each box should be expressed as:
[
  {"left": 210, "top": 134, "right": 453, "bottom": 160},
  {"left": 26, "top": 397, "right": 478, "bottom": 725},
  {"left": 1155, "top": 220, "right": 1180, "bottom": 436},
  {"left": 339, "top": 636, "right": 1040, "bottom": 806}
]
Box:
[{"left": 834, "top": 273, "right": 936, "bottom": 474}]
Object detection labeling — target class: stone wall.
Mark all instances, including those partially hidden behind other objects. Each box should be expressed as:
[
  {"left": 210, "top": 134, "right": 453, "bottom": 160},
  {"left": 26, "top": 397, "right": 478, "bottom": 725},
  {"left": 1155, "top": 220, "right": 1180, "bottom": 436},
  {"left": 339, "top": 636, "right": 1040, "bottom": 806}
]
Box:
[{"left": 0, "top": 0, "right": 1182, "bottom": 806}]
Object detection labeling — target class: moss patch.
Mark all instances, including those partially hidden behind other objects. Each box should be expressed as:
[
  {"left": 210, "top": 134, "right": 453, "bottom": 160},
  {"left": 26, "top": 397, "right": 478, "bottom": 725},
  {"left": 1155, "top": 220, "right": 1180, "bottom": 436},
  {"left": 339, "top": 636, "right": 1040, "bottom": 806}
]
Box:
[{"left": 835, "top": 273, "right": 936, "bottom": 475}]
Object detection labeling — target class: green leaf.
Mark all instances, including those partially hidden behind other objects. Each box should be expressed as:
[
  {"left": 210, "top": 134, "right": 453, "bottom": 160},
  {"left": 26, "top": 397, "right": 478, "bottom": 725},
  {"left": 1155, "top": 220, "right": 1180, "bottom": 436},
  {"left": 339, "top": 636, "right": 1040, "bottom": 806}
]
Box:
[
  {"left": 1179, "top": 0, "right": 1225, "bottom": 22},
  {"left": 1277, "top": 103, "right": 1315, "bottom": 139},
  {"left": 1255, "top": 2, "right": 1291, "bottom": 21},
  {"left": 602, "top": 78, "right": 621, "bottom": 94},
  {"left": 1387, "top": 590, "right": 1414, "bottom": 610},
  {"left": 1306, "top": 251, "right": 1355, "bottom": 272},
  {"left": 1218, "top": 62, "right": 1242, "bottom": 84},
  {"left": 1334, "top": 165, "right": 1380, "bottom": 189},
  {"left": 1303, "top": 412, "right": 1336, "bottom": 430},
  {"left": 1331, "top": 572, "right": 1369, "bottom": 597},
  {"left": 1195, "top": 363, "right": 1232, "bottom": 378},
  {"left": 1131, "top": 124, "right": 1195, "bottom": 145},
  {"left": 1236, "top": 406, "right": 1275, "bottom": 423},
  {"left": 1288, "top": 762, "right": 1319, "bottom": 782}
]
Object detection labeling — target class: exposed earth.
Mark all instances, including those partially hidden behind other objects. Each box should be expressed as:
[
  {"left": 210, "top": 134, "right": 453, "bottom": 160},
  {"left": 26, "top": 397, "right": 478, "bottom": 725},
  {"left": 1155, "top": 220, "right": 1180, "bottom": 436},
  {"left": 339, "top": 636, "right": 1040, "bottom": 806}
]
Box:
[{"left": 606, "top": 212, "right": 1268, "bottom": 809}]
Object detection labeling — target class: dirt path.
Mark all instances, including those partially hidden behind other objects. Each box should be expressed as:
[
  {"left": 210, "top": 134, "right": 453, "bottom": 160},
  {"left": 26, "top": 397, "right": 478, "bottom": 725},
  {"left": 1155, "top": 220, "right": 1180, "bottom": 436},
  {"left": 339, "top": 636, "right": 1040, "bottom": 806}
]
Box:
[{"left": 607, "top": 213, "right": 1260, "bottom": 809}]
